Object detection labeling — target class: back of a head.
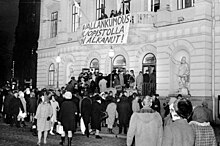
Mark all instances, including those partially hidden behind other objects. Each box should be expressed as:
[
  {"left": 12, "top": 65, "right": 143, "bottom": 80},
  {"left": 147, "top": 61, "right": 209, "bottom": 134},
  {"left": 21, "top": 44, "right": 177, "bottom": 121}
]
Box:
[
  {"left": 174, "top": 98, "right": 193, "bottom": 119},
  {"left": 192, "top": 106, "right": 209, "bottom": 123},
  {"left": 142, "top": 96, "right": 152, "bottom": 107}
]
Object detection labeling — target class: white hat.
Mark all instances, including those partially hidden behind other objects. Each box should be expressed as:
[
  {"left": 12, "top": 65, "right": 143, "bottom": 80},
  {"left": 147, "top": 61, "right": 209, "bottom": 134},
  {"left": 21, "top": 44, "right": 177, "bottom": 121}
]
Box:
[{"left": 63, "top": 91, "right": 72, "bottom": 99}]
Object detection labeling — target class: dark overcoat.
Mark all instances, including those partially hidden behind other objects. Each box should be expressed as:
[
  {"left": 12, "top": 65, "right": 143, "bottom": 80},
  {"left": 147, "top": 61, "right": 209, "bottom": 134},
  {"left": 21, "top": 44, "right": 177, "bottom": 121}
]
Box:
[
  {"left": 91, "top": 101, "right": 102, "bottom": 130},
  {"left": 10, "top": 97, "right": 24, "bottom": 115},
  {"left": 29, "top": 96, "right": 37, "bottom": 113},
  {"left": 117, "top": 97, "right": 132, "bottom": 125},
  {"left": 3, "top": 92, "right": 13, "bottom": 114},
  {"left": 81, "top": 97, "right": 92, "bottom": 125},
  {"left": 59, "top": 99, "right": 77, "bottom": 132}
]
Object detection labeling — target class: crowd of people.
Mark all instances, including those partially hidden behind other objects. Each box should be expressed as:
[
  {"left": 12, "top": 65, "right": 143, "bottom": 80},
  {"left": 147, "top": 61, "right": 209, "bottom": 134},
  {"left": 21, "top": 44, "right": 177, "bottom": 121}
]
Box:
[{"left": 0, "top": 69, "right": 217, "bottom": 146}]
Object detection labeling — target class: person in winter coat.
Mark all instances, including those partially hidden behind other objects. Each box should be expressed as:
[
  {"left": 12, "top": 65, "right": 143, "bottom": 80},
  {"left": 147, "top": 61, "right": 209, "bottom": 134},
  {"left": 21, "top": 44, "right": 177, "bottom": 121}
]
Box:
[
  {"left": 58, "top": 91, "right": 77, "bottom": 146},
  {"left": 29, "top": 90, "right": 37, "bottom": 123},
  {"left": 9, "top": 90, "right": 24, "bottom": 127},
  {"left": 3, "top": 89, "right": 14, "bottom": 124},
  {"left": 99, "top": 77, "right": 107, "bottom": 93},
  {"left": 18, "top": 91, "right": 27, "bottom": 127},
  {"left": 136, "top": 71, "right": 143, "bottom": 94},
  {"left": 106, "top": 98, "right": 118, "bottom": 134},
  {"left": 91, "top": 94, "right": 103, "bottom": 139},
  {"left": 80, "top": 93, "right": 92, "bottom": 137},
  {"left": 162, "top": 98, "right": 195, "bottom": 146},
  {"left": 35, "top": 90, "right": 53, "bottom": 145},
  {"left": 127, "top": 96, "right": 163, "bottom": 146},
  {"left": 49, "top": 95, "right": 60, "bottom": 135},
  {"left": 189, "top": 105, "right": 217, "bottom": 146},
  {"left": 131, "top": 93, "right": 140, "bottom": 113},
  {"left": 117, "top": 95, "right": 132, "bottom": 134},
  {"left": 151, "top": 94, "right": 161, "bottom": 114}
]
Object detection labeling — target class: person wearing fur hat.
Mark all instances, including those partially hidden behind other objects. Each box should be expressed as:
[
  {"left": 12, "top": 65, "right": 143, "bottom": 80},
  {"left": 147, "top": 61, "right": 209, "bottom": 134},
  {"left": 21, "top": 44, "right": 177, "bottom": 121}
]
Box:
[
  {"left": 58, "top": 91, "right": 77, "bottom": 146},
  {"left": 35, "top": 90, "right": 53, "bottom": 145},
  {"left": 162, "top": 98, "right": 195, "bottom": 146}
]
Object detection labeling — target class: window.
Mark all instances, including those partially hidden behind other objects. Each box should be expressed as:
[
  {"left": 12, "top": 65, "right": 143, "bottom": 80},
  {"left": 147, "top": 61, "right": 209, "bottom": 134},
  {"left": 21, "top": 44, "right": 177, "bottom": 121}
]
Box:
[
  {"left": 177, "top": 0, "right": 195, "bottom": 9},
  {"left": 119, "top": 0, "right": 130, "bottom": 15},
  {"left": 113, "top": 55, "right": 126, "bottom": 70},
  {"left": 51, "top": 12, "right": 58, "bottom": 38},
  {"left": 48, "top": 63, "right": 55, "bottom": 86},
  {"left": 72, "top": 3, "right": 80, "bottom": 32},
  {"left": 148, "top": 0, "right": 160, "bottom": 12},
  {"left": 90, "top": 58, "right": 99, "bottom": 70},
  {"left": 96, "top": 0, "right": 105, "bottom": 20}
]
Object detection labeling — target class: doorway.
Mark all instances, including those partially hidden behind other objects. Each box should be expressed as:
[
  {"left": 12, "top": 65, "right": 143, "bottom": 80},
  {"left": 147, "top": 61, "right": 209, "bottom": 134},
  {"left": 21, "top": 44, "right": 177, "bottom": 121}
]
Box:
[{"left": 142, "top": 53, "right": 156, "bottom": 95}]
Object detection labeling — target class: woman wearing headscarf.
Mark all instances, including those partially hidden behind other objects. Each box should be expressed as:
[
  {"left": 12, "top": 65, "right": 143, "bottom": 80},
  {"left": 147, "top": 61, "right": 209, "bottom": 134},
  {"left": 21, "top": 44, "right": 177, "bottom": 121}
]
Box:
[
  {"left": 35, "top": 90, "right": 53, "bottom": 145},
  {"left": 58, "top": 91, "right": 77, "bottom": 146},
  {"left": 162, "top": 98, "right": 195, "bottom": 146}
]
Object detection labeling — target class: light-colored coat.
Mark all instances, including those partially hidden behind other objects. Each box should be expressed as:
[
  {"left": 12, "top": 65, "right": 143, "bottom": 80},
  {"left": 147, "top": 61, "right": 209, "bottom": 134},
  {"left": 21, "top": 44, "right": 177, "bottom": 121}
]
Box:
[
  {"left": 35, "top": 102, "right": 53, "bottom": 132},
  {"left": 106, "top": 102, "right": 118, "bottom": 127},
  {"left": 162, "top": 119, "right": 195, "bottom": 146},
  {"left": 127, "top": 108, "right": 163, "bottom": 146},
  {"left": 99, "top": 79, "right": 107, "bottom": 93},
  {"left": 132, "top": 99, "right": 140, "bottom": 113}
]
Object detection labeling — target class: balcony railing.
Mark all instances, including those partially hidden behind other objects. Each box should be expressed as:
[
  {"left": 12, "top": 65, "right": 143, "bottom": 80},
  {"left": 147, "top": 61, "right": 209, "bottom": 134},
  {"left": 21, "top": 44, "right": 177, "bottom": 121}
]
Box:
[{"left": 131, "top": 11, "right": 156, "bottom": 26}]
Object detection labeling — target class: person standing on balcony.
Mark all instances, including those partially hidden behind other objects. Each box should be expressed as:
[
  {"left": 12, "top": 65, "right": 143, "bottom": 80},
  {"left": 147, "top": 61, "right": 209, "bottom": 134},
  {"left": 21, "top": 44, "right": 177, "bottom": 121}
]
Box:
[{"left": 110, "top": 10, "right": 117, "bottom": 18}]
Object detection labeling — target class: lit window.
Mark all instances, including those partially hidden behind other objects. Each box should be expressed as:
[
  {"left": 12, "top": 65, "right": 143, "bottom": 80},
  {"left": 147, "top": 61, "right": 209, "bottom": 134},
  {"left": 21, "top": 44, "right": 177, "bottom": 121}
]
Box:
[
  {"left": 177, "top": 0, "right": 195, "bottom": 9},
  {"left": 96, "top": 0, "right": 105, "bottom": 20},
  {"left": 72, "top": 3, "right": 80, "bottom": 32},
  {"left": 148, "top": 0, "right": 160, "bottom": 12},
  {"left": 51, "top": 12, "right": 58, "bottom": 38},
  {"left": 48, "top": 64, "right": 55, "bottom": 86}
]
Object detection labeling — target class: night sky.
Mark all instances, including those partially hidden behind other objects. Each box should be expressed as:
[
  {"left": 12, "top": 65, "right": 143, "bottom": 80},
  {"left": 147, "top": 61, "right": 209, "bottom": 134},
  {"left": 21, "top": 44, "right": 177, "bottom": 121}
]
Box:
[{"left": 0, "top": 0, "right": 19, "bottom": 85}]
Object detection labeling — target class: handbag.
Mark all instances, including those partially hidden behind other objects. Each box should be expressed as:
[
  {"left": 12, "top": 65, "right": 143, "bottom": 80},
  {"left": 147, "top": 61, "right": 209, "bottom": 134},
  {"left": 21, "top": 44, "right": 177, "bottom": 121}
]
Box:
[
  {"left": 101, "top": 111, "right": 109, "bottom": 121},
  {"left": 80, "top": 117, "right": 86, "bottom": 134},
  {"left": 17, "top": 108, "right": 27, "bottom": 119},
  {"left": 56, "top": 124, "right": 64, "bottom": 135}
]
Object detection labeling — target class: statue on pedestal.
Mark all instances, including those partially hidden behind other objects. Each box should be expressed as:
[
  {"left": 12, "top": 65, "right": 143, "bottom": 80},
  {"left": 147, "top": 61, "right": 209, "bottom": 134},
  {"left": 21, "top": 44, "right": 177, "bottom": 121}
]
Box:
[{"left": 176, "top": 56, "right": 190, "bottom": 95}]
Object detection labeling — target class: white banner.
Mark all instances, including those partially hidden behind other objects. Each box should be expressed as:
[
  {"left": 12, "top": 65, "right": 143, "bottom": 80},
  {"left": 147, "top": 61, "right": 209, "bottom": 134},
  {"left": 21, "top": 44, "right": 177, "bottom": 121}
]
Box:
[{"left": 81, "top": 14, "right": 130, "bottom": 45}]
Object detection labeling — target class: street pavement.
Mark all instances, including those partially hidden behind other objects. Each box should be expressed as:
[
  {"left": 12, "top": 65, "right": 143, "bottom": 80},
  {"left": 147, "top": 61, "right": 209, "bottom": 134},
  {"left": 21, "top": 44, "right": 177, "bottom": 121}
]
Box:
[{"left": 0, "top": 117, "right": 219, "bottom": 146}]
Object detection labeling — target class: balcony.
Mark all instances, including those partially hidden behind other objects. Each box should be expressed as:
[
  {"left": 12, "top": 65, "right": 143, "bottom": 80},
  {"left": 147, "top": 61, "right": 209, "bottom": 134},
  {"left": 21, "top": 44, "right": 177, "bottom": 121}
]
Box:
[{"left": 131, "top": 11, "right": 156, "bottom": 28}]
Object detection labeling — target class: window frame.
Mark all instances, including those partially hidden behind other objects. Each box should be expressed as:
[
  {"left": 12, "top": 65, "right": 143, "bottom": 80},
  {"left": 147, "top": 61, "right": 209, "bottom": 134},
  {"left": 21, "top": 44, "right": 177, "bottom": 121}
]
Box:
[
  {"left": 177, "top": 0, "right": 195, "bottom": 10},
  {"left": 51, "top": 11, "right": 58, "bottom": 38},
  {"left": 72, "top": 2, "right": 80, "bottom": 32},
  {"left": 48, "top": 63, "right": 55, "bottom": 86},
  {"left": 121, "top": 0, "right": 131, "bottom": 14},
  {"left": 96, "top": 0, "right": 105, "bottom": 20}
]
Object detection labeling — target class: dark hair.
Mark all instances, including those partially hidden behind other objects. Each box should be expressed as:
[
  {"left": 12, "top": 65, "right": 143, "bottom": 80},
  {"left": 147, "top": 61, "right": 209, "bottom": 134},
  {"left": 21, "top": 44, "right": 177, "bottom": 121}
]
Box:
[{"left": 174, "top": 98, "right": 193, "bottom": 119}]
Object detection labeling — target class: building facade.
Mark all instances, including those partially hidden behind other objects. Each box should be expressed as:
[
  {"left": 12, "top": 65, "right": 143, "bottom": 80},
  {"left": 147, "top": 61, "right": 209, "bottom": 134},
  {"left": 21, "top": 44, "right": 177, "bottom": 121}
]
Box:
[{"left": 37, "top": 0, "right": 220, "bottom": 121}]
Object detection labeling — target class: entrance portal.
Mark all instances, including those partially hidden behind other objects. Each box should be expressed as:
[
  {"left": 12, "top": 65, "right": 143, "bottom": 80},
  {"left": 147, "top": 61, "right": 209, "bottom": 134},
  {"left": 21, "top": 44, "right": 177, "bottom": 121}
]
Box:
[{"left": 142, "top": 53, "right": 156, "bottom": 95}]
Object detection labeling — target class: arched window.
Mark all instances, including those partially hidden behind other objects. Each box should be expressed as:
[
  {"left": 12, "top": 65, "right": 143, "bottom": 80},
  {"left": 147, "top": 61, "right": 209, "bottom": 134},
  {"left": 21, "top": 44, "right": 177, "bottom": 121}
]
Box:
[
  {"left": 48, "top": 63, "right": 55, "bottom": 86},
  {"left": 113, "top": 55, "right": 126, "bottom": 71},
  {"left": 143, "top": 53, "right": 156, "bottom": 64},
  {"left": 90, "top": 58, "right": 99, "bottom": 71}
]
